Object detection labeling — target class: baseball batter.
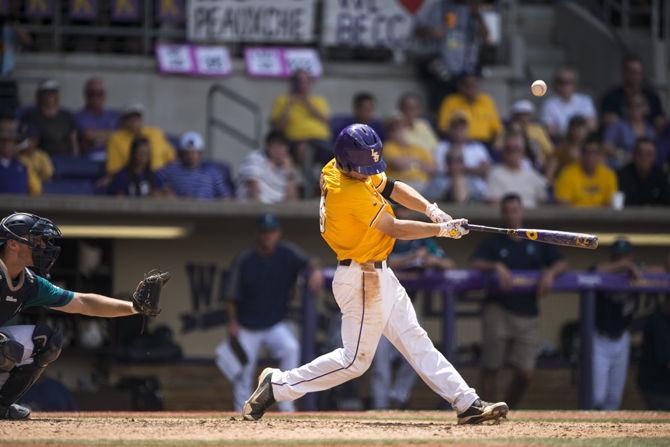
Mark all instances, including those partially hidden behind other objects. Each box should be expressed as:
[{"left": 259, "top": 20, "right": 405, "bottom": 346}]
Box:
[
  {"left": 0, "top": 212, "right": 166, "bottom": 419},
  {"left": 243, "top": 124, "right": 508, "bottom": 424}
]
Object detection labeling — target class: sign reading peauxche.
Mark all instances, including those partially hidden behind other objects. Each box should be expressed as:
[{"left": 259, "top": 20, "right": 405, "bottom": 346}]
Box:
[{"left": 188, "top": 0, "right": 316, "bottom": 43}]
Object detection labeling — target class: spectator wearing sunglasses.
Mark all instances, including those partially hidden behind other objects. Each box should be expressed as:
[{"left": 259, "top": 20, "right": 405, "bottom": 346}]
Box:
[
  {"left": 541, "top": 68, "right": 597, "bottom": 139},
  {"left": 75, "top": 78, "right": 119, "bottom": 159}
]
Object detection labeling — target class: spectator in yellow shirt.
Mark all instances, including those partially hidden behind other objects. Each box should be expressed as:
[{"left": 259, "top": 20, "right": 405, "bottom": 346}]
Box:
[
  {"left": 17, "top": 125, "right": 54, "bottom": 184},
  {"left": 383, "top": 117, "right": 435, "bottom": 191},
  {"left": 105, "top": 103, "right": 175, "bottom": 175},
  {"left": 398, "top": 93, "right": 439, "bottom": 154},
  {"left": 270, "top": 69, "right": 331, "bottom": 197},
  {"left": 554, "top": 135, "right": 618, "bottom": 207},
  {"left": 437, "top": 74, "right": 502, "bottom": 145}
]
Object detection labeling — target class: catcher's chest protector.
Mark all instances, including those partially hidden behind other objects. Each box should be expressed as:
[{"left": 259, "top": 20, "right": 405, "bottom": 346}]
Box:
[{"left": 0, "top": 269, "right": 38, "bottom": 327}]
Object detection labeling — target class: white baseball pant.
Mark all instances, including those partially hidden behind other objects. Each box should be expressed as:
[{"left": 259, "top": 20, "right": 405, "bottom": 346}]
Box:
[
  {"left": 270, "top": 261, "right": 479, "bottom": 413},
  {"left": 232, "top": 322, "right": 299, "bottom": 412},
  {"left": 0, "top": 326, "right": 37, "bottom": 388},
  {"left": 371, "top": 335, "right": 418, "bottom": 409},
  {"left": 592, "top": 330, "right": 630, "bottom": 410}
]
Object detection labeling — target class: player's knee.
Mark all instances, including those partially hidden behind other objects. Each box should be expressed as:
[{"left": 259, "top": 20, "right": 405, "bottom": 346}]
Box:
[
  {"left": 31, "top": 324, "right": 64, "bottom": 368},
  {"left": 0, "top": 334, "right": 24, "bottom": 372},
  {"left": 347, "top": 350, "right": 374, "bottom": 378}
]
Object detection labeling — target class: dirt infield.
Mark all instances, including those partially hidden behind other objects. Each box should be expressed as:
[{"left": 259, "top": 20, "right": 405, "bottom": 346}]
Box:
[{"left": 0, "top": 411, "right": 669, "bottom": 446}]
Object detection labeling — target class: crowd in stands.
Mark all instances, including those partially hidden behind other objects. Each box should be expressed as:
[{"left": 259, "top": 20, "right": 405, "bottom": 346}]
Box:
[{"left": 1, "top": 55, "right": 669, "bottom": 208}]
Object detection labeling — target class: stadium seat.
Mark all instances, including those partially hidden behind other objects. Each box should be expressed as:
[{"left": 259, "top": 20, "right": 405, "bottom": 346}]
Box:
[
  {"left": 51, "top": 154, "right": 105, "bottom": 180},
  {"left": 42, "top": 179, "right": 97, "bottom": 195}
]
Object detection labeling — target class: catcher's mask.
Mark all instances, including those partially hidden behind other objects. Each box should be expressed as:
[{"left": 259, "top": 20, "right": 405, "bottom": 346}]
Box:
[{"left": 0, "top": 212, "right": 62, "bottom": 275}]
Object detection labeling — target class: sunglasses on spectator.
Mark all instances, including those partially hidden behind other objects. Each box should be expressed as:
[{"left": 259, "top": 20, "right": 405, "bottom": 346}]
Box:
[
  {"left": 556, "top": 78, "right": 575, "bottom": 85},
  {"left": 86, "top": 90, "right": 105, "bottom": 97}
]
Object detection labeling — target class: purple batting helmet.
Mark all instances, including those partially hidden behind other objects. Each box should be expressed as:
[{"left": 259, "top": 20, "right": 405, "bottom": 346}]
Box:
[{"left": 334, "top": 124, "right": 386, "bottom": 175}]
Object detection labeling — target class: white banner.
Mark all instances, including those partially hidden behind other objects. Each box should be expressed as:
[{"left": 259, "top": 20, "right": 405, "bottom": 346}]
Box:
[
  {"left": 321, "top": 0, "right": 428, "bottom": 48},
  {"left": 188, "top": 0, "right": 316, "bottom": 43},
  {"left": 244, "top": 47, "right": 322, "bottom": 78}
]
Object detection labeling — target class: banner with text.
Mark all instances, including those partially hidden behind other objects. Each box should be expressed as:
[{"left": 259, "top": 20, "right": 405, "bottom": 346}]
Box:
[
  {"left": 244, "top": 47, "right": 322, "bottom": 78},
  {"left": 322, "top": 0, "right": 429, "bottom": 48},
  {"left": 156, "top": 43, "right": 232, "bottom": 77},
  {"left": 188, "top": 0, "right": 315, "bottom": 44}
]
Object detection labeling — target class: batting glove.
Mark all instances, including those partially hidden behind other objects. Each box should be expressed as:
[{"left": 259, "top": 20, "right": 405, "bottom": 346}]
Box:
[
  {"left": 426, "top": 202, "right": 452, "bottom": 223},
  {"left": 438, "top": 219, "right": 469, "bottom": 239}
]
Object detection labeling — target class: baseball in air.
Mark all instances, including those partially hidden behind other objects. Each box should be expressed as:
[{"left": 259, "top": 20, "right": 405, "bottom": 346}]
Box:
[{"left": 531, "top": 80, "right": 547, "bottom": 97}]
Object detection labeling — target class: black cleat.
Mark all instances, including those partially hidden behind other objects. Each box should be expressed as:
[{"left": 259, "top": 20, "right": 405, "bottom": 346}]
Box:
[
  {"left": 0, "top": 403, "right": 31, "bottom": 420},
  {"left": 457, "top": 399, "right": 508, "bottom": 425},
  {"left": 242, "top": 368, "right": 277, "bottom": 421}
]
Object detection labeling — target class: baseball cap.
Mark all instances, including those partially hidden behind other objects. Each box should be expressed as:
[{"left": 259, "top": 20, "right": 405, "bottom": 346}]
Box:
[
  {"left": 257, "top": 214, "right": 281, "bottom": 232},
  {"left": 448, "top": 110, "right": 469, "bottom": 127},
  {"left": 38, "top": 79, "right": 60, "bottom": 92},
  {"left": 611, "top": 237, "right": 632, "bottom": 256},
  {"left": 121, "top": 103, "right": 145, "bottom": 117},
  {"left": 179, "top": 131, "right": 204, "bottom": 151},
  {"left": 512, "top": 99, "right": 535, "bottom": 115}
]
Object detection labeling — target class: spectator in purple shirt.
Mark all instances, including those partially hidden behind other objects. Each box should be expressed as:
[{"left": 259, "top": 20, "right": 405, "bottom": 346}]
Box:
[
  {"left": 76, "top": 78, "right": 119, "bottom": 159},
  {"left": 108, "top": 137, "right": 170, "bottom": 197},
  {"left": 331, "top": 92, "right": 385, "bottom": 142},
  {"left": 158, "top": 131, "right": 231, "bottom": 200}
]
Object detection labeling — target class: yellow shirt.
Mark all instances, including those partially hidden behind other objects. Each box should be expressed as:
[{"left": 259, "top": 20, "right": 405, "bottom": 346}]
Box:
[
  {"left": 106, "top": 127, "right": 176, "bottom": 174},
  {"left": 403, "top": 118, "right": 439, "bottom": 153},
  {"left": 383, "top": 141, "right": 434, "bottom": 184},
  {"left": 554, "top": 162, "right": 618, "bottom": 207},
  {"left": 271, "top": 95, "right": 331, "bottom": 141},
  {"left": 437, "top": 93, "right": 502, "bottom": 142},
  {"left": 18, "top": 149, "right": 54, "bottom": 181},
  {"left": 320, "top": 159, "right": 395, "bottom": 263}
]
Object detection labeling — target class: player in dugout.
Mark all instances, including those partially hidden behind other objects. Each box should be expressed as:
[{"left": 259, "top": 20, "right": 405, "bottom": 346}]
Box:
[
  {"left": 0, "top": 212, "right": 166, "bottom": 420},
  {"left": 243, "top": 124, "right": 508, "bottom": 424}
]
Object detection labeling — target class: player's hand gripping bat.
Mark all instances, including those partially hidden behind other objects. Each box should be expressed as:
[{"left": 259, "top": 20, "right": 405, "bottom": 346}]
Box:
[{"left": 464, "top": 224, "right": 598, "bottom": 250}]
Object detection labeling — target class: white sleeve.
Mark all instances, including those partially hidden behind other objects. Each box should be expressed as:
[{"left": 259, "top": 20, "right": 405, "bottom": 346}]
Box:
[
  {"left": 473, "top": 143, "right": 491, "bottom": 164},
  {"left": 237, "top": 152, "right": 263, "bottom": 181},
  {"left": 485, "top": 168, "right": 501, "bottom": 200},
  {"left": 582, "top": 94, "right": 597, "bottom": 119}
]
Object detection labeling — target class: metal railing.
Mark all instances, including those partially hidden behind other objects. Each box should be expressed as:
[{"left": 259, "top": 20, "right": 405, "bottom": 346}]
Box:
[{"left": 206, "top": 83, "right": 262, "bottom": 159}]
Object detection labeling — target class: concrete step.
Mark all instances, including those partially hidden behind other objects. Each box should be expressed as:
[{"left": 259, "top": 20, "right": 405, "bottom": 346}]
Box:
[
  {"left": 517, "top": 5, "right": 556, "bottom": 37},
  {"left": 525, "top": 46, "right": 565, "bottom": 66}
]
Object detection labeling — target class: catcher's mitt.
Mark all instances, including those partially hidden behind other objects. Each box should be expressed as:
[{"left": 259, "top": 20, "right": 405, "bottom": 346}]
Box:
[{"left": 132, "top": 270, "right": 171, "bottom": 317}]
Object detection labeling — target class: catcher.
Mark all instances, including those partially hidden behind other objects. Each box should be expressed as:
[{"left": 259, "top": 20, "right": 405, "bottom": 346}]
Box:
[{"left": 0, "top": 212, "right": 169, "bottom": 419}]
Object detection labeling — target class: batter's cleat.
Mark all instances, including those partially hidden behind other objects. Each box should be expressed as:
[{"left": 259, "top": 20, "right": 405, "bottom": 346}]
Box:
[
  {"left": 457, "top": 399, "right": 508, "bottom": 425},
  {"left": 242, "top": 367, "right": 277, "bottom": 421},
  {"left": 0, "top": 403, "right": 31, "bottom": 420}
]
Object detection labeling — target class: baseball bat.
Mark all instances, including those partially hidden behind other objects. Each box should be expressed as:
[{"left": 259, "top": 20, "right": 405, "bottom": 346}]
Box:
[{"left": 464, "top": 224, "right": 598, "bottom": 250}]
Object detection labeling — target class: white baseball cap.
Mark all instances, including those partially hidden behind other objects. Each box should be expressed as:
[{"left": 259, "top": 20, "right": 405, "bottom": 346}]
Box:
[
  {"left": 121, "top": 103, "right": 145, "bottom": 117},
  {"left": 180, "top": 131, "right": 204, "bottom": 151},
  {"left": 511, "top": 99, "right": 535, "bottom": 115}
]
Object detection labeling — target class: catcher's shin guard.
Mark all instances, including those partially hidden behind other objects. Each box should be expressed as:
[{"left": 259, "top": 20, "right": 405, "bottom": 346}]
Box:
[
  {"left": 0, "top": 324, "right": 63, "bottom": 407},
  {"left": 0, "top": 333, "right": 24, "bottom": 372}
]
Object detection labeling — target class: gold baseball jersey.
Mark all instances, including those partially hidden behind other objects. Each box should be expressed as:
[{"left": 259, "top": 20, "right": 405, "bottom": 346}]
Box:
[{"left": 319, "top": 159, "right": 395, "bottom": 263}]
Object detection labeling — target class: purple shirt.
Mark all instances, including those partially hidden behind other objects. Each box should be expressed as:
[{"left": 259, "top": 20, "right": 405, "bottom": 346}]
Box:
[
  {"left": 0, "top": 158, "right": 29, "bottom": 193},
  {"left": 75, "top": 108, "right": 120, "bottom": 153}
]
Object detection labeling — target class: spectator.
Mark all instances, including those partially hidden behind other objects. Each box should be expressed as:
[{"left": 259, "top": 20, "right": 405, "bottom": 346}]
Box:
[
  {"left": 158, "top": 131, "right": 231, "bottom": 200},
  {"left": 0, "top": 0, "right": 33, "bottom": 76},
  {"left": 617, "top": 138, "right": 670, "bottom": 206},
  {"left": 554, "top": 134, "right": 618, "bottom": 207},
  {"left": 485, "top": 132, "right": 547, "bottom": 208},
  {"left": 592, "top": 238, "right": 642, "bottom": 410},
  {"left": 271, "top": 69, "right": 331, "bottom": 195},
  {"left": 656, "top": 123, "right": 670, "bottom": 169},
  {"left": 216, "top": 214, "right": 322, "bottom": 412},
  {"left": 398, "top": 93, "right": 439, "bottom": 154},
  {"left": 382, "top": 117, "right": 435, "bottom": 191},
  {"left": 237, "top": 131, "right": 298, "bottom": 204},
  {"left": 371, "top": 209, "right": 455, "bottom": 409},
  {"left": 17, "top": 124, "right": 53, "bottom": 185},
  {"left": 507, "top": 100, "right": 556, "bottom": 180},
  {"left": 437, "top": 74, "right": 502, "bottom": 147},
  {"left": 435, "top": 113, "right": 491, "bottom": 178},
  {"left": 105, "top": 103, "right": 175, "bottom": 175},
  {"left": 603, "top": 94, "right": 656, "bottom": 168},
  {"left": 107, "top": 137, "right": 169, "bottom": 197},
  {"left": 20, "top": 80, "right": 78, "bottom": 156},
  {"left": 638, "top": 297, "right": 670, "bottom": 410},
  {"left": 75, "top": 78, "right": 120, "bottom": 159},
  {"left": 554, "top": 115, "right": 589, "bottom": 174},
  {"left": 471, "top": 193, "right": 567, "bottom": 409},
  {"left": 602, "top": 55, "right": 665, "bottom": 132},
  {"left": 331, "top": 92, "right": 385, "bottom": 142},
  {"left": 414, "top": 0, "right": 489, "bottom": 113},
  {"left": 540, "top": 68, "right": 597, "bottom": 139},
  {"left": 0, "top": 115, "right": 39, "bottom": 194}
]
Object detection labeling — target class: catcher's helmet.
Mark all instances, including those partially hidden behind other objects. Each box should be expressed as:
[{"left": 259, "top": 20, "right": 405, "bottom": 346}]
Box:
[
  {"left": 334, "top": 124, "right": 386, "bottom": 175},
  {"left": 0, "top": 212, "right": 62, "bottom": 274}
]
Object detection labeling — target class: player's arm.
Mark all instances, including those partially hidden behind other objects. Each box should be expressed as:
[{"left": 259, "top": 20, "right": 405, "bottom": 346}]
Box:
[
  {"left": 58, "top": 292, "right": 137, "bottom": 317},
  {"left": 388, "top": 180, "right": 454, "bottom": 223},
  {"left": 374, "top": 211, "right": 467, "bottom": 241}
]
